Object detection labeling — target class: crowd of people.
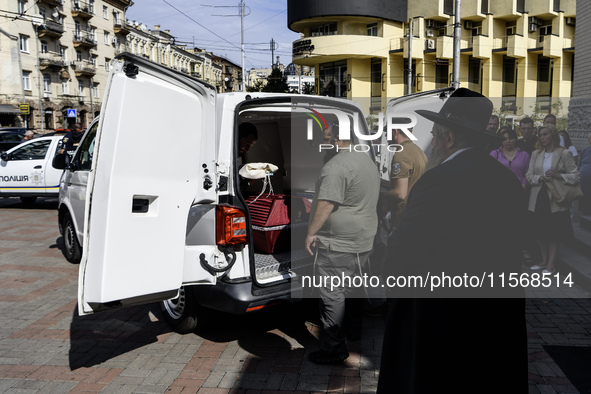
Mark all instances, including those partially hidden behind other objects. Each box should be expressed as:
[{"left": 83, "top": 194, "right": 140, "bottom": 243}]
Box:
[
  {"left": 304, "top": 88, "right": 589, "bottom": 393},
  {"left": 486, "top": 114, "right": 584, "bottom": 273}
]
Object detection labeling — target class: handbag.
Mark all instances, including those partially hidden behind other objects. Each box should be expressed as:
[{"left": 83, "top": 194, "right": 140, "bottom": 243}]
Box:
[{"left": 545, "top": 177, "right": 583, "bottom": 205}]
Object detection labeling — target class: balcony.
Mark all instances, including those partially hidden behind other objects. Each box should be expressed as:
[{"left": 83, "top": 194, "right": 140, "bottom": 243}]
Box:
[
  {"left": 293, "top": 34, "right": 385, "bottom": 65},
  {"left": 39, "top": 54, "right": 67, "bottom": 70},
  {"left": 436, "top": 35, "right": 454, "bottom": 59},
  {"left": 71, "top": 0, "right": 94, "bottom": 19},
  {"left": 113, "top": 21, "right": 130, "bottom": 36},
  {"left": 72, "top": 60, "right": 96, "bottom": 77},
  {"left": 37, "top": 20, "right": 64, "bottom": 38},
  {"left": 41, "top": 0, "right": 64, "bottom": 6},
  {"left": 72, "top": 32, "right": 97, "bottom": 48},
  {"left": 528, "top": 34, "right": 563, "bottom": 58}
]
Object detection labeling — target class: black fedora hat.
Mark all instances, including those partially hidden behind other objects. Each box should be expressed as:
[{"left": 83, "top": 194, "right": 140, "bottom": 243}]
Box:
[{"left": 415, "top": 88, "right": 500, "bottom": 140}]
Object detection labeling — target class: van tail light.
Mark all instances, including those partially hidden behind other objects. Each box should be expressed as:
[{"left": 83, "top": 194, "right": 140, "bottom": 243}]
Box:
[{"left": 216, "top": 205, "right": 248, "bottom": 246}]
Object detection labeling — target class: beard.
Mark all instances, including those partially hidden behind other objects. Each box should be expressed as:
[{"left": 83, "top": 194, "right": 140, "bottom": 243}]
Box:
[{"left": 426, "top": 139, "right": 448, "bottom": 171}]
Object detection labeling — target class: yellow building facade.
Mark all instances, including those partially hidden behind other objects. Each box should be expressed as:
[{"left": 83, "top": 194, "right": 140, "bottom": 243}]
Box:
[{"left": 289, "top": 0, "right": 576, "bottom": 116}]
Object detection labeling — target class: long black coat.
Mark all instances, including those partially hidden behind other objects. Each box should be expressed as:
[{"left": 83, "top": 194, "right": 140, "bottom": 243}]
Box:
[{"left": 377, "top": 148, "right": 528, "bottom": 393}]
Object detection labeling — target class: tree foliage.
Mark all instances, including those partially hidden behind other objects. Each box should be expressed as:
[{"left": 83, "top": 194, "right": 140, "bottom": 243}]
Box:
[{"left": 262, "top": 68, "right": 289, "bottom": 93}]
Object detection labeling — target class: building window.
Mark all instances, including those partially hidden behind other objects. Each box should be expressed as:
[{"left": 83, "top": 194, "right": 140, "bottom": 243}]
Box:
[
  {"left": 88, "top": 0, "right": 94, "bottom": 13},
  {"left": 371, "top": 58, "right": 382, "bottom": 110},
  {"left": 444, "top": 0, "right": 454, "bottom": 15},
  {"left": 468, "top": 56, "right": 482, "bottom": 93},
  {"left": 103, "top": 5, "right": 108, "bottom": 19},
  {"left": 367, "top": 23, "right": 378, "bottom": 37},
  {"left": 436, "top": 62, "right": 449, "bottom": 89},
  {"left": 75, "top": 21, "right": 81, "bottom": 38},
  {"left": 311, "top": 22, "right": 337, "bottom": 37},
  {"left": 78, "top": 81, "right": 84, "bottom": 96},
  {"left": 319, "top": 60, "right": 347, "bottom": 97},
  {"left": 554, "top": 0, "right": 561, "bottom": 12},
  {"left": 537, "top": 55, "right": 553, "bottom": 97},
  {"left": 43, "top": 74, "right": 51, "bottom": 93},
  {"left": 502, "top": 56, "right": 517, "bottom": 97},
  {"left": 19, "top": 35, "right": 29, "bottom": 52},
  {"left": 60, "top": 46, "right": 67, "bottom": 60},
  {"left": 41, "top": 41, "right": 48, "bottom": 54},
  {"left": 76, "top": 50, "right": 82, "bottom": 61},
  {"left": 105, "top": 58, "right": 110, "bottom": 71},
  {"left": 62, "top": 80, "right": 68, "bottom": 94},
  {"left": 113, "top": 11, "right": 119, "bottom": 24},
  {"left": 104, "top": 31, "right": 109, "bottom": 45},
  {"left": 89, "top": 27, "right": 96, "bottom": 41},
  {"left": 22, "top": 71, "right": 31, "bottom": 90},
  {"left": 39, "top": 7, "right": 46, "bottom": 19},
  {"left": 93, "top": 83, "right": 99, "bottom": 98},
  {"left": 539, "top": 20, "right": 552, "bottom": 43},
  {"left": 481, "top": 0, "right": 489, "bottom": 14},
  {"left": 18, "top": 0, "right": 26, "bottom": 14}
]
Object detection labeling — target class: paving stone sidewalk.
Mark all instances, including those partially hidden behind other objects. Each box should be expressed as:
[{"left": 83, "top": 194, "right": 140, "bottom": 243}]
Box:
[{"left": 0, "top": 197, "right": 590, "bottom": 393}]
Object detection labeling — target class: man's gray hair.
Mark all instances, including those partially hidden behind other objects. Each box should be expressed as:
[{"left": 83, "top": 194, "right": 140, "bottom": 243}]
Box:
[{"left": 432, "top": 123, "right": 474, "bottom": 150}]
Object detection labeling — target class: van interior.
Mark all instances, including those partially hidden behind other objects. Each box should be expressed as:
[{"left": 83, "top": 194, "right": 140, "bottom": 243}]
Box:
[{"left": 236, "top": 100, "right": 367, "bottom": 284}]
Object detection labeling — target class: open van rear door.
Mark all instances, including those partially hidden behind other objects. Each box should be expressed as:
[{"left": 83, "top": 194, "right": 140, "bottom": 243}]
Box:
[
  {"left": 379, "top": 88, "right": 453, "bottom": 180},
  {"left": 79, "top": 53, "right": 218, "bottom": 315}
]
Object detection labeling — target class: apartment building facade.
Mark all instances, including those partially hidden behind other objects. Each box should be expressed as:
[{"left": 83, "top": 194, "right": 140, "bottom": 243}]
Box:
[
  {"left": 124, "top": 25, "right": 223, "bottom": 91},
  {"left": 213, "top": 55, "right": 242, "bottom": 93},
  {"left": 288, "top": 0, "right": 576, "bottom": 116},
  {"left": 0, "top": 0, "right": 131, "bottom": 131}
]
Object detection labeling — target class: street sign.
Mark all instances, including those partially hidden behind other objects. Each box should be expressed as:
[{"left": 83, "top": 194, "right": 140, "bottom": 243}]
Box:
[
  {"left": 19, "top": 104, "right": 30, "bottom": 115},
  {"left": 67, "top": 109, "right": 77, "bottom": 118}
]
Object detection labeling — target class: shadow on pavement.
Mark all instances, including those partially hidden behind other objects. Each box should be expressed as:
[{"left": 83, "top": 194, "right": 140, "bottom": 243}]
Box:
[
  {"left": 68, "top": 303, "right": 171, "bottom": 370},
  {"left": 0, "top": 197, "right": 58, "bottom": 210},
  {"left": 195, "top": 298, "right": 319, "bottom": 347}
]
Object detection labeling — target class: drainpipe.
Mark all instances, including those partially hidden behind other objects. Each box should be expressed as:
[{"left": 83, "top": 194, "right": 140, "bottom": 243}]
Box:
[
  {"left": 0, "top": 27, "right": 26, "bottom": 105},
  {"left": 452, "top": 0, "right": 462, "bottom": 89}
]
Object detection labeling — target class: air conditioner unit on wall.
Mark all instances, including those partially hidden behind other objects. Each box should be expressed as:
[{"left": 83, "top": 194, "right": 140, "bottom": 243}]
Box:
[
  {"left": 529, "top": 23, "right": 537, "bottom": 32},
  {"left": 529, "top": 16, "right": 538, "bottom": 25},
  {"left": 566, "top": 17, "right": 576, "bottom": 26},
  {"left": 112, "top": 37, "right": 117, "bottom": 44},
  {"left": 426, "top": 39, "right": 435, "bottom": 49},
  {"left": 464, "top": 20, "right": 473, "bottom": 29},
  {"left": 427, "top": 29, "right": 434, "bottom": 37},
  {"left": 426, "top": 19, "right": 435, "bottom": 28}
]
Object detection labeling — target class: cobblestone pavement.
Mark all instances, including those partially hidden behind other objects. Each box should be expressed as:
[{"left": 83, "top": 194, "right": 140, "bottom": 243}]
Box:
[{"left": 0, "top": 197, "right": 590, "bottom": 393}]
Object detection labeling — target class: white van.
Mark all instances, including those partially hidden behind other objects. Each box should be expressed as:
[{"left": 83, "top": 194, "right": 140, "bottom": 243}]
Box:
[{"left": 73, "top": 53, "right": 394, "bottom": 333}]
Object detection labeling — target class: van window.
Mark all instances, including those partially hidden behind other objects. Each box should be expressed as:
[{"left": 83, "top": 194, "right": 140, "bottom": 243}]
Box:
[
  {"left": 10, "top": 140, "right": 51, "bottom": 160},
  {"left": 76, "top": 122, "right": 98, "bottom": 171}
]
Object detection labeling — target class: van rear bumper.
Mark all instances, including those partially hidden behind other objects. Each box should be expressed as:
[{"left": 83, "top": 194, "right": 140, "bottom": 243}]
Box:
[{"left": 191, "top": 279, "right": 302, "bottom": 315}]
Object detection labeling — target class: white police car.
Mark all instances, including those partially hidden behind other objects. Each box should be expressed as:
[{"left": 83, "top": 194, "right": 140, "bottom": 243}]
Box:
[{"left": 0, "top": 136, "right": 65, "bottom": 203}]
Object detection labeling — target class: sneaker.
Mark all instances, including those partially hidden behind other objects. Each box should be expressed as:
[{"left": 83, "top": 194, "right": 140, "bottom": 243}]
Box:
[
  {"left": 542, "top": 268, "right": 555, "bottom": 274},
  {"left": 530, "top": 264, "right": 546, "bottom": 270},
  {"left": 308, "top": 350, "right": 349, "bottom": 365}
]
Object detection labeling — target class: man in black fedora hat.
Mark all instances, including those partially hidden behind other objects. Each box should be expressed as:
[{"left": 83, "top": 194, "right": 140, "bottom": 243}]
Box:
[{"left": 377, "top": 88, "right": 528, "bottom": 393}]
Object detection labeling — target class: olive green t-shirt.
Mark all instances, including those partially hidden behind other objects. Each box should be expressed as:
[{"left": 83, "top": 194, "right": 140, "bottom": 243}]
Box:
[{"left": 312, "top": 150, "right": 380, "bottom": 253}]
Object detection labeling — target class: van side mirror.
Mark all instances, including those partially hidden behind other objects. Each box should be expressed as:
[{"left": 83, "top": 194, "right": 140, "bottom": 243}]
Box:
[
  {"left": 52, "top": 153, "right": 68, "bottom": 169},
  {"left": 0, "top": 152, "right": 9, "bottom": 162}
]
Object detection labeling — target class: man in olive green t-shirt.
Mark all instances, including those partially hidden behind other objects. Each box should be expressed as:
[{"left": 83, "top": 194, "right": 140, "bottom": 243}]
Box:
[{"left": 305, "top": 124, "right": 380, "bottom": 365}]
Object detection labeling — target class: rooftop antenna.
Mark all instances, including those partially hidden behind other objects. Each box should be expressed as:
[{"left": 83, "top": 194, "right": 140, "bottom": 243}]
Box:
[{"left": 203, "top": 1, "right": 250, "bottom": 92}]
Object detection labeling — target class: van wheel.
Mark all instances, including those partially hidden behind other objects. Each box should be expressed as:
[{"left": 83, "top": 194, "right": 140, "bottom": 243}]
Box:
[
  {"left": 20, "top": 196, "right": 37, "bottom": 204},
  {"left": 62, "top": 212, "right": 82, "bottom": 264},
  {"left": 160, "top": 286, "right": 207, "bottom": 334}
]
